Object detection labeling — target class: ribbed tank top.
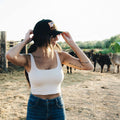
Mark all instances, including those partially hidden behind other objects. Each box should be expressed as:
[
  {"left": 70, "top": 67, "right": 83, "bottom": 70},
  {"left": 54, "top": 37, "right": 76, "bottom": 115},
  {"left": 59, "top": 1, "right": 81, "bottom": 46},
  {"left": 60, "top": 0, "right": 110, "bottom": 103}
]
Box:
[{"left": 27, "top": 51, "right": 64, "bottom": 95}]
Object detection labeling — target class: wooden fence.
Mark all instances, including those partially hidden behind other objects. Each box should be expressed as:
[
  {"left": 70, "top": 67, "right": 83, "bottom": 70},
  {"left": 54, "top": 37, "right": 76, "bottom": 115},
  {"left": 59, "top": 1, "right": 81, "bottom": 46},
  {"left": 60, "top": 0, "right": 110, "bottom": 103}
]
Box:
[
  {"left": 0, "top": 31, "right": 7, "bottom": 71},
  {"left": 0, "top": 31, "right": 27, "bottom": 72}
]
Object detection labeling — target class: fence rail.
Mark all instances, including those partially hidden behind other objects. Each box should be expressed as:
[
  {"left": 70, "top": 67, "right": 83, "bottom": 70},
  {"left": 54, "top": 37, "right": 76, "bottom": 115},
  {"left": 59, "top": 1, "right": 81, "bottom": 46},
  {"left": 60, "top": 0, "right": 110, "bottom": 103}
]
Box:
[{"left": 0, "top": 31, "right": 27, "bottom": 72}]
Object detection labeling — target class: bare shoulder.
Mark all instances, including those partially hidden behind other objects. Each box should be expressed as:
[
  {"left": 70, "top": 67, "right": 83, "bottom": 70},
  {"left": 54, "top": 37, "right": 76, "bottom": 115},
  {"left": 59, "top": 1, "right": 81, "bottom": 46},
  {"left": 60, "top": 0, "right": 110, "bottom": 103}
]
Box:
[
  {"left": 57, "top": 51, "right": 70, "bottom": 63},
  {"left": 57, "top": 51, "right": 69, "bottom": 56}
]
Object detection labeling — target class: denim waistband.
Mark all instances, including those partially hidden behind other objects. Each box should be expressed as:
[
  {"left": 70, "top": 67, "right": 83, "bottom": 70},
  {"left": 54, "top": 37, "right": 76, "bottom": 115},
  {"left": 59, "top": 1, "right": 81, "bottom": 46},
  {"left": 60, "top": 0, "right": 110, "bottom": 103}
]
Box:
[
  {"left": 27, "top": 93, "right": 65, "bottom": 119},
  {"left": 29, "top": 93, "right": 62, "bottom": 102}
]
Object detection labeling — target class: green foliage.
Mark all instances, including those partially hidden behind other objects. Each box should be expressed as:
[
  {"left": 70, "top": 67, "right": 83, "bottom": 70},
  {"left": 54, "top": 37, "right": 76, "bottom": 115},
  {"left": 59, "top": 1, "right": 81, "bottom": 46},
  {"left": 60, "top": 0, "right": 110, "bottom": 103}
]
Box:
[
  {"left": 58, "top": 34, "right": 120, "bottom": 53},
  {"left": 57, "top": 42, "right": 70, "bottom": 51},
  {"left": 98, "top": 48, "right": 113, "bottom": 54},
  {"left": 110, "top": 42, "right": 120, "bottom": 53},
  {"left": 95, "top": 41, "right": 105, "bottom": 49}
]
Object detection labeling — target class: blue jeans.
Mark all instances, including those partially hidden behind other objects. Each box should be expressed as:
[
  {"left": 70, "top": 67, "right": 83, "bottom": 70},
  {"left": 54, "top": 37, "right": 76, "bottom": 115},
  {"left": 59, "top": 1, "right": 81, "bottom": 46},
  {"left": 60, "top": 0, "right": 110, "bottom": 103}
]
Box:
[{"left": 26, "top": 94, "right": 66, "bottom": 120}]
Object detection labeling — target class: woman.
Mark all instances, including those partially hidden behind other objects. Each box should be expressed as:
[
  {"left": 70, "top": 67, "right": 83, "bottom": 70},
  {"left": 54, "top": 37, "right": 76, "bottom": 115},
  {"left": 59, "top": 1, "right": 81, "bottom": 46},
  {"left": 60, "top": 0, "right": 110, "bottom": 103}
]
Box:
[{"left": 6, "top": 19, "right": 93, "bottom": 120}]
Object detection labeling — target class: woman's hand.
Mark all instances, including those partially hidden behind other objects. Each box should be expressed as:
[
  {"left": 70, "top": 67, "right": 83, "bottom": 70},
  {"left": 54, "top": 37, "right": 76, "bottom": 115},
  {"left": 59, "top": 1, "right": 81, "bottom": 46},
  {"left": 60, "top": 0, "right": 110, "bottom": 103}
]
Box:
[
  {"left": 23, "top": 29, "right": 33, "bottom": 44},
  {"left": 61, "top": 31, "right": 94, "bottom": 70},
  {"left": 61, "top": 32, "right": 74, "bottom": 45},
  {"left": 6, "top": 29, "right": 33, "bottom": 67}
]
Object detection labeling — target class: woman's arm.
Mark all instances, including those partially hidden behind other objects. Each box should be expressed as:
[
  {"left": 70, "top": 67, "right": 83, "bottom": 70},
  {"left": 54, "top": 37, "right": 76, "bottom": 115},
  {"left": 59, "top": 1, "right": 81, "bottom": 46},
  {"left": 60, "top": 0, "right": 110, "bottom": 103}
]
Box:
[
  {"left": 61, "top": 32, "right": 94, "bottom": 70},
  {"left": 6, "top": 30, "right": 33, "bottom": 66}
]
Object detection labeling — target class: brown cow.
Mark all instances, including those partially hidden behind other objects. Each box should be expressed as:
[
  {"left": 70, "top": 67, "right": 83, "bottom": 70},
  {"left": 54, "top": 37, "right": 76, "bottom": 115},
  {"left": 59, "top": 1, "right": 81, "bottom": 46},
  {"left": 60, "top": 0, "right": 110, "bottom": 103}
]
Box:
[{"left": 109, "top": 53, "right": 120, "bottom": 73}]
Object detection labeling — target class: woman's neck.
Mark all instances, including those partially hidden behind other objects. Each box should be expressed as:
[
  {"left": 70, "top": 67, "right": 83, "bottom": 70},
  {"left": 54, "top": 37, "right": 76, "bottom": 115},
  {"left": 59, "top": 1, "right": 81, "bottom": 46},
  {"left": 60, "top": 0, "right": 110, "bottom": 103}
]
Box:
[{"left": 34, "top": 46, "right": 54, "bottom": 58}]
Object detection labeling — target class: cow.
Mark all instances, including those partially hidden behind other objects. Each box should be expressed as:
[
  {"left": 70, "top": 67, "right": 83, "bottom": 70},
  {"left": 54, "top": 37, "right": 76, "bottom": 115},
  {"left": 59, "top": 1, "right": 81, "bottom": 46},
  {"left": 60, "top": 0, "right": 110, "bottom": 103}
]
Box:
[
  {"left": 66, "top": 51, "right": 77, "bottom": 74},
  {"left": 84, "top": 50, "right": 94, "bottom": 59},
  {"left": 109, "top": 53, "right": 120, "bottom": 73},
  {"left": 91, "top": 53, "right": 111, "bottom": 73}
]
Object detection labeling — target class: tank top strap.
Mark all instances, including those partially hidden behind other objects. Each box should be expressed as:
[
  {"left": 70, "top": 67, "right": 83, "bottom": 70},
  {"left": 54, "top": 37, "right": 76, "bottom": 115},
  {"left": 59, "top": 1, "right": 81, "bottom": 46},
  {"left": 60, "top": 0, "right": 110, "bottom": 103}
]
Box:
[
  {"left": 28, "top": 53, "right": 37, "bottom": 70},
  {"left": 55, "top": 51, "right": 62, "bottom": 68}
]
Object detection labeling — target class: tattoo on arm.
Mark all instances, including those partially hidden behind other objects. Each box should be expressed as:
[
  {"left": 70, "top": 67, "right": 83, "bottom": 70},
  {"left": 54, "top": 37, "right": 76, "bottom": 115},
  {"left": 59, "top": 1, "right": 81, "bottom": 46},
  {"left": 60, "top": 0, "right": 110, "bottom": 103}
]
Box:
[
  {"left": 69, "top": 62, "right": 81, "bottom": 68},
  {"left": 80, "top": 62, "right": 89, "bottom": 63},
  {"left": 68, "top": 62, "right": 89, "bottom": 68}
]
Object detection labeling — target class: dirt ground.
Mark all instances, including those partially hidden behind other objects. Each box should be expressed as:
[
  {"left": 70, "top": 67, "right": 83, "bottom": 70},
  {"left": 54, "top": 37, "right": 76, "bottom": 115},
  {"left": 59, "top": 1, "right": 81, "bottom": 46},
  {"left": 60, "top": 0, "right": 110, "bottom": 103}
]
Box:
[{"left": 0, "top": 65, "right": 120, "bottom": 120}]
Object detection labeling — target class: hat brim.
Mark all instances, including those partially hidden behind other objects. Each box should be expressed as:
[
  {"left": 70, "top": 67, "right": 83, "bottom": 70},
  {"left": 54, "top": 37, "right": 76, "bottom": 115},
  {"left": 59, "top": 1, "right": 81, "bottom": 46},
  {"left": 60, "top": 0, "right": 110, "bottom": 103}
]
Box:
[{"left": 50, "top": 30, "right": 63, "bottom": 36}]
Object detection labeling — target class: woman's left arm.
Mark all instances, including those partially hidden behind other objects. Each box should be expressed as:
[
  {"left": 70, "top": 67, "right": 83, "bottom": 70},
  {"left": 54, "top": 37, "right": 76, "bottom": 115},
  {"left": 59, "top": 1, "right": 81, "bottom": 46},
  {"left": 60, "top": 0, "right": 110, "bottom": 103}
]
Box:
[{"left": 61, "top": 32, "right": 94, "bottom": 70}]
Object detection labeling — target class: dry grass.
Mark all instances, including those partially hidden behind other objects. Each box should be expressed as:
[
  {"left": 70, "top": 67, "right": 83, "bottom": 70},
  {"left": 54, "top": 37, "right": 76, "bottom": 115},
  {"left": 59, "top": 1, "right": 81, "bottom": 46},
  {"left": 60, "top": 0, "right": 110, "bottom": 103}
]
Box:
[{"left": 0, "top": 65, "right": 120, "bottom": 120}]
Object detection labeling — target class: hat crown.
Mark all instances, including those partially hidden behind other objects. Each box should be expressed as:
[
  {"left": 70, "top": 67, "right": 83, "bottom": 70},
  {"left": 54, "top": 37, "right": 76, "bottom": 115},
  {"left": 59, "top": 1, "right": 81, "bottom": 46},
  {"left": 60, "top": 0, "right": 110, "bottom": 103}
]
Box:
[
  {"left": 33, "top": 19, "right": 56, "bottom": 35},
  {"left": 33, "top": 19, "right": 62, "bottom": 37}
]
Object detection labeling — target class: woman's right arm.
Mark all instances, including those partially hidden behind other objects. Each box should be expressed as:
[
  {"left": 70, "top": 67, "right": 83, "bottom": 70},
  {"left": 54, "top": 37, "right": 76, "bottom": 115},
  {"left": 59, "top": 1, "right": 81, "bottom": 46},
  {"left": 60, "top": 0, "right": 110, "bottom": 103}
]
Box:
[{"left": 6, "top": 30, "right": 33, "bottom": 67}]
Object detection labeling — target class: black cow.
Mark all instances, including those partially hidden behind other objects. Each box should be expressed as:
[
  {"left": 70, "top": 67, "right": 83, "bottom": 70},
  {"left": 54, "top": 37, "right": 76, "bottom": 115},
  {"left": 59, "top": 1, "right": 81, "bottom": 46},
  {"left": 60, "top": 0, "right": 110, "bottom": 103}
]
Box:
[
  {"left": 84, "top": 50, "right": 93, "bottom": 59},
  {"left": 91, "top": 53, "right": 111, "bottom": 73},
  {"left": 67, "top": 51, "right": 77, "bottom": 74}
]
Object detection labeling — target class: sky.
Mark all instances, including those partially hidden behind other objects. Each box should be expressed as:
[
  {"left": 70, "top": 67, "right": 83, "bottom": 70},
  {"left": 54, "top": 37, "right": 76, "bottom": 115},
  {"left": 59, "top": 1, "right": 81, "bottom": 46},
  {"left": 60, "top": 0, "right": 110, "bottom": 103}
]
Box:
[{"left": 0, "top": 0, "right": 120, "bottom": 42}]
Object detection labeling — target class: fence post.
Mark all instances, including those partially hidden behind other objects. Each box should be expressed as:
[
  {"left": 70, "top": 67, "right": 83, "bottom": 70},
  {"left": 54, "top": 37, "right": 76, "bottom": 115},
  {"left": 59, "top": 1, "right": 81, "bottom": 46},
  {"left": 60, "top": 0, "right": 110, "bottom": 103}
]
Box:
[{"left": 0, "top": 31, "right": 7, "bottom": 71}]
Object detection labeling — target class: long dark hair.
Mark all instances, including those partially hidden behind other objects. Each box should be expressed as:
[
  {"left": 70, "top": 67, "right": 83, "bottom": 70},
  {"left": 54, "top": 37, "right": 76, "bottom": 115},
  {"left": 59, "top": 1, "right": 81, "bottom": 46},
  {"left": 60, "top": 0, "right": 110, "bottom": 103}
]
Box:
[
  {"left": 32, "top": 19, "right": 53, "bottom": 47},
  {"left": 25, "top": 20, "right": 52, "bottom": 87}
]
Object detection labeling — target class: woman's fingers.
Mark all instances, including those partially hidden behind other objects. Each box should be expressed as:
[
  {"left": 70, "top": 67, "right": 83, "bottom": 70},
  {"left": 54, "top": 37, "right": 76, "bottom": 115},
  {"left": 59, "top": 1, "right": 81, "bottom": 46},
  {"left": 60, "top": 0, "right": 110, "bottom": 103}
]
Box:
[
  {"left": 29, "top": 29, "right": 33, "bottom": 34},
  {"left": 26, "top": 29, "right": 33, "bottom": 36},
  {"left": 61, "top": 32, "right": 72, "bottom": 41},
  {"left": 24, "top": 30, "right": 33, "bottom": 44},
  {"left": 62, "top": 32, "right": 69, "bottom": 37}
]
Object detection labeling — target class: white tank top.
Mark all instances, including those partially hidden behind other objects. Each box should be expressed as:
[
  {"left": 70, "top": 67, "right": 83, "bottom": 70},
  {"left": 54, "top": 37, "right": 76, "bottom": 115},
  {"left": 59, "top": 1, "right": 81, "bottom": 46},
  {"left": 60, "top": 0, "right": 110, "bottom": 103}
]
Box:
[{"left": 27, "top": 51, "right": 64, "bottom": 95}]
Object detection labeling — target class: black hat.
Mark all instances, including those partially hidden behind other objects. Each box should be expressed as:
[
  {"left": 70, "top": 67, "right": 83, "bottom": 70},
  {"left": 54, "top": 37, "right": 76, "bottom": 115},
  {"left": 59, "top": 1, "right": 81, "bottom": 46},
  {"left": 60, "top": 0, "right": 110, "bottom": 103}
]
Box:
[{"left": 33, "top": 19, "right": 63, "bottom": 37}]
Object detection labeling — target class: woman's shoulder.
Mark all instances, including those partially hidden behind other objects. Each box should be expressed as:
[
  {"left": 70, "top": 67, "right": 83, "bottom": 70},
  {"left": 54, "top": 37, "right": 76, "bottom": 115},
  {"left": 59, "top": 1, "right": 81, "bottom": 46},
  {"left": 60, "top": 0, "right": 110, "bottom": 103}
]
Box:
[
  {"left": 56, "top": 50, "right": 63, "bottom": 56},
  {"left": 57, "top": 51, "right": 69, "bottom": 56},
  {"left": 57, "top": 51, "right": 69, "bottom": 63}
]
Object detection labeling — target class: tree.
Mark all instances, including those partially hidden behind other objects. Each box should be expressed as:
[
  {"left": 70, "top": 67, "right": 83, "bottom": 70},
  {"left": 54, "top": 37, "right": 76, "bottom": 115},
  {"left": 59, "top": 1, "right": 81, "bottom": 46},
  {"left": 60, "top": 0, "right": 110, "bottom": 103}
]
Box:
[{"left": 110, "top": 42, "right": 120, "bottom": 53}]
